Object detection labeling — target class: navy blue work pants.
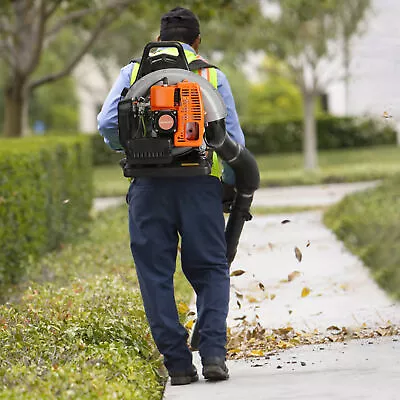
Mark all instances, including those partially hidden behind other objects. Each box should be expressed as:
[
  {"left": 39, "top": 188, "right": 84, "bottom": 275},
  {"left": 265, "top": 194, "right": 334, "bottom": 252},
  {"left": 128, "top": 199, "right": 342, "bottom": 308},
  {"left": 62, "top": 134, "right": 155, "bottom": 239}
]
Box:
[{"left": 127, "top": 175, "right": 230, "bottom": 373}]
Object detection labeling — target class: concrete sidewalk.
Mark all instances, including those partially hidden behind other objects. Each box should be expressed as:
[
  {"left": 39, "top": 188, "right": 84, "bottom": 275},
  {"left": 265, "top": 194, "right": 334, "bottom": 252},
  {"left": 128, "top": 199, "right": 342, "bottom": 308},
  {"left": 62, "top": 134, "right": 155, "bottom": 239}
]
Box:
[
  {"left": 92, "top": 181, "right": 380, "bottom": 211},
  {"left": 164, "top": 181, "right": 400, "bottom": 399},
  {"left": 251, "top": 181, "right": 378, "bottom": 207},
  {"left": 165, "top": 337, "right": 399, "bottom": 400}
]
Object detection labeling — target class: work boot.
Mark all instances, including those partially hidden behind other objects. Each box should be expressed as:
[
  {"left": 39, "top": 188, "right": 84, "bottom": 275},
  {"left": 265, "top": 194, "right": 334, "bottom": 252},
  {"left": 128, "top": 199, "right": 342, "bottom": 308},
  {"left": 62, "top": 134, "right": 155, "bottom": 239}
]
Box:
[
  {"left": 169, "top": 365, "right": 199, "bottom": 386},
  {"left": 202, "top": 357, "right": 229, "bottom": 381}
]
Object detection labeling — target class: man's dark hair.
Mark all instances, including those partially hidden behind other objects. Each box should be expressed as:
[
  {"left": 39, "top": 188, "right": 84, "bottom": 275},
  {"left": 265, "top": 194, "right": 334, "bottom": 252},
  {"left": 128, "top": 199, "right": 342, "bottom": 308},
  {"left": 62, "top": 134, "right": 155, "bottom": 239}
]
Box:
[{"left": 160, "top": 7, "right": 200, "bottom": 45}]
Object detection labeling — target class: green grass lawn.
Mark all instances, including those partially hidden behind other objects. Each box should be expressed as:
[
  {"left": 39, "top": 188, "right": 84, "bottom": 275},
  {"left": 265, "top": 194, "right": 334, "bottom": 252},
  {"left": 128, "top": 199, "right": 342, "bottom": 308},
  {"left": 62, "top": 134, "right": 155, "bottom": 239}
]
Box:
[
  {"left": 325, "top": 175, "right": 400, "bottom": 300},
  {"left": 94, "top": 145, "right": 400, "bottom": 197}
]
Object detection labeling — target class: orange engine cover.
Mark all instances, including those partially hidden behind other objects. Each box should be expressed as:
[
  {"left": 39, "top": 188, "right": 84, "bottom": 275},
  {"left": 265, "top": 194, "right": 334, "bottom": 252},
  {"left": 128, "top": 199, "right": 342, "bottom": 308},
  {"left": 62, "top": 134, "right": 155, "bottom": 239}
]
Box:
[{"left": 150, "top": 81, "right": 205, "bottom": 147}]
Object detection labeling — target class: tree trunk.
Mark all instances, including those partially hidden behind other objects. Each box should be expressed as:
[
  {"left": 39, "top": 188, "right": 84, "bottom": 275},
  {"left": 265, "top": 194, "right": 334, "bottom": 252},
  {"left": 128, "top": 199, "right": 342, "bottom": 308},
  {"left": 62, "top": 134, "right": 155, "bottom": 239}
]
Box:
[
  {"left": 343, "top": 39, "right": 350, "bottom": 115},
  {"left": 302, "top": 91, "right": 318, "bottom": 170},
  {"left": 3, "top": 77, "right": 28, "bottom": 138}
]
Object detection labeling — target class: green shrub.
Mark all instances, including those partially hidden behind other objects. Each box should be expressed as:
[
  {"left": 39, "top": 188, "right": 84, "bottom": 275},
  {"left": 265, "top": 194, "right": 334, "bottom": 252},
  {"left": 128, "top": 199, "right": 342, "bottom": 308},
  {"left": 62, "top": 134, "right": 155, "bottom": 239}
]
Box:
[
  {"left": 0, "top": 276, "right": 164, "bottom": 399},
  {"left": 0, "top": 136, "right": 93, "bottom": 285},
  {"left": 324, "top": 175, "right": 400, "bottom": 300},
  {"left": 91, "top": 134, "right": 122, "bottom": 166},
  {"left": 0, "top": 204, "right": 194, "bottom": 398},
  {"left": 38, "top": 131, "right": 121, "bottom": 167},
  {"left": 242, "top": 115, "right": 397, "bottom": 154}
]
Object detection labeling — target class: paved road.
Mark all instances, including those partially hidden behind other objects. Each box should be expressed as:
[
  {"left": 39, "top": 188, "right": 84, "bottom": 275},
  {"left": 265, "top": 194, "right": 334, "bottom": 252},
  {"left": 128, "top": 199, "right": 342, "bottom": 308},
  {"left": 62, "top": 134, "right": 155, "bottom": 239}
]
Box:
[{"left": 163, "top": 180, "right": 400, "bottom": 400}]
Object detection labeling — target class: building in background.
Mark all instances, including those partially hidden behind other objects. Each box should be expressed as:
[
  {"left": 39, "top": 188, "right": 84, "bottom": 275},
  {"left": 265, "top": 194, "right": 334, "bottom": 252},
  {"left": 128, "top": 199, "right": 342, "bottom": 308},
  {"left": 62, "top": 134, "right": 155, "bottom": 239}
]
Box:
[
  {"left": 327, "top": 0, "right": 400, "bottom": 129},
  {"left": 73, "top": 55, "right": 118, "bottom": 133}
]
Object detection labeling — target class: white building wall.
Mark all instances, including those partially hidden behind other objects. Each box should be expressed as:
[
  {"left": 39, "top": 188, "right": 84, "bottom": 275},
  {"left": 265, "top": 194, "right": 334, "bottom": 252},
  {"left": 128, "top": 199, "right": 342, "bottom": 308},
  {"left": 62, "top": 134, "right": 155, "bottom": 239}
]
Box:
[
  {"left": 328, "top": 0, "right": 400, "bottom": 122},
  {"left": 73, "top": 55, "right": 119, "bottom": 133}
]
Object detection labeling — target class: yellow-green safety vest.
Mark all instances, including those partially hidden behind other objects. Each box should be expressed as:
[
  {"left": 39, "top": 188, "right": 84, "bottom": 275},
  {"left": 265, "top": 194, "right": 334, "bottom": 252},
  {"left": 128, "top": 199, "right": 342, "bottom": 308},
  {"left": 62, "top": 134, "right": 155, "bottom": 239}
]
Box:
[{"left": 129, "top": 48, "right": 221, "bottom": 178}]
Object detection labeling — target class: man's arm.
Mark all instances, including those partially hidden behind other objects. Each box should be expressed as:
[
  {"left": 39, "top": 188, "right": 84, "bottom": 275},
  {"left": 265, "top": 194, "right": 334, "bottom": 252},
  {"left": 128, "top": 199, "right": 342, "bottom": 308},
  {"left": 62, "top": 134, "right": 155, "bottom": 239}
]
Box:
[
  {"left": 216, "top": 69, "right": 245, "bottom": 185},
  {"left": 97, "top": 63, "right": 134, "bottom": 151}
]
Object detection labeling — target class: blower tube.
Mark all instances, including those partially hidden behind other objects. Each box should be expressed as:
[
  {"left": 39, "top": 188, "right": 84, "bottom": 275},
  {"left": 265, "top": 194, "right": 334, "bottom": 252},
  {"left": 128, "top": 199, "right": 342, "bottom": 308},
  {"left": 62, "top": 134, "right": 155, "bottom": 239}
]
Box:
[
  {"left": 190, "top": 120, "right": 260, "bottom": 351},
  {"left": 205, "top": 119, "right": 260, "bottom": 264}
]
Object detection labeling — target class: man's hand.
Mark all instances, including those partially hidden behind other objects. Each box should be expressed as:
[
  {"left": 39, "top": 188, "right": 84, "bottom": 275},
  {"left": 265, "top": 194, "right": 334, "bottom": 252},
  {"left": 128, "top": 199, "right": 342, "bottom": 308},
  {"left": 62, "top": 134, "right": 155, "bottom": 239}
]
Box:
[{"left": 221, "top": 181, "right": 236, "bottom": 213}]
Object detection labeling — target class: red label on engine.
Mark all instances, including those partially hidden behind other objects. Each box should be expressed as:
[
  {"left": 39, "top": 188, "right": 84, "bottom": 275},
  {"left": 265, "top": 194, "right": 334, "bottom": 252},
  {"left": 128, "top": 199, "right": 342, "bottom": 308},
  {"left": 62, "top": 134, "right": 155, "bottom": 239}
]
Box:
[{"left": 158, "top": 114, "right": 175, "bottom": 130}]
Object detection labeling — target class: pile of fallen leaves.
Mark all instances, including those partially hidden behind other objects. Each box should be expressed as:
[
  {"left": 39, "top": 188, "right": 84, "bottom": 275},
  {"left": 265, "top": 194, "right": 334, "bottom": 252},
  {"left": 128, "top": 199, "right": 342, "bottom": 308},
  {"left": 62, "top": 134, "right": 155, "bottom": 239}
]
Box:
[{"left": 226, "top": 322, "right": 400, "bottom": 359}]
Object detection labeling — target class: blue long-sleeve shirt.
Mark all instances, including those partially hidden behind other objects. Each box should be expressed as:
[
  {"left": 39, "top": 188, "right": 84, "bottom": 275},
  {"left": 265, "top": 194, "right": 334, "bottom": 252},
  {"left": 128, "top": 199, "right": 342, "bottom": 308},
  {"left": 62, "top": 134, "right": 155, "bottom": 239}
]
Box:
[{"left": 97, "top": 44, "right": 244, "bottom": 184}]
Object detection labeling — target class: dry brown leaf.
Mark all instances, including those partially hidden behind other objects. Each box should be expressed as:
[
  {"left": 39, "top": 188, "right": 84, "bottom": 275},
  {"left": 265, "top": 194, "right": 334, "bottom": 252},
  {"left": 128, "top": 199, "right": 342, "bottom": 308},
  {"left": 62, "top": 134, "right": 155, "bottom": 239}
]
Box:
[
  {"left": 301, "top": 287, "right": 311, "bottom": 298},
  {"left": 258, "top": 282, "right": 265, "bottom": 291},
  {"left": 294, "top": 247, "right": 302, "bottom": 262},
  {"left": 187, "top": 311, "right": 196, "bottom": 317},
  {"left": 251, "top": 349, "right": 264, "bottom": 356},
  {"left": 237, "top": 300, "right": 242, "bottom": 309},
  {"left": 327, "top": 325, "right": 340, "bottom": 331},
  {"left": 288, "top": 270, "right": 301, "bottom": 282},
  {"left": 270, "top": 294, "right": 276, "bottom": 300},
  {"left": 234, "top": 315, "right": 247, "bottom": 321},
  {"left": 306, "top": 240, "right": 311, "bottom": 247},
  {"left": 230, "top": 269, "right": 246, "bottom": 277},
  {"left": 281, "top": 219, "right": 291, "bottom": 224},
  {"left": 377, "top": 328, "right": 388, "bottom": 336},
  {"left": 235, "top": 291, "right": 244, "bottom": 299},
  {"left": 247, "top": 296, "right": 258, "bottom": 303}
]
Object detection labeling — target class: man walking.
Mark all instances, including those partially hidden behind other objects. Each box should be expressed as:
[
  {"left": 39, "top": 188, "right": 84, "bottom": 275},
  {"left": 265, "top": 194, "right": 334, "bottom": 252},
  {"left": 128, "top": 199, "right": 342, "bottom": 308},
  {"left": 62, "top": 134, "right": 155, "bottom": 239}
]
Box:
[{"left": 97, "top": 7, "right": 245, "bottom": 385}]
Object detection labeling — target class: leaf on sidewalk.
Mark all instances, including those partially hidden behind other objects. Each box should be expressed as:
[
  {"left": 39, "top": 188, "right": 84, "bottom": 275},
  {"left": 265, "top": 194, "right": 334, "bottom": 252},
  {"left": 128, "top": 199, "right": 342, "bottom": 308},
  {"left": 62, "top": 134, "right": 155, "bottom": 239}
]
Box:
[
  {"left": 237, "top": 300, "right": 242, "bottom": 309},
  {"left": 251, "top": 349, "right": 264, "bottom": 356},
  {"left": 327, "top": 325, "right": 340, "bottom": 331},
  {"left": 288, "top": 270, "right": 301, "bottom": 282},
  {"left": 258, "top": 282, "right": 265, "bottom": 291},
  {"left": 294, "top": 247, "right": 303, "bottom": 262},
  {"left": 185, "top": 319, "right": 195, "bottom": 330},
  {"left": 230, "top": 269, "right": 246, "bottom": 277},
  {"left": 177, "top": 302, "right": 190, "bottom": 314},
  {"left": 247, "top": 296, "right": 258, "bottom": 303},
  {"left": 235, "top": 291, "right": 244, "bottom": 299},
  {"left": 301, "top": 287, "right": 311, "bottom": 298},
  {"left": 306, "top": 240, "right": 311, "bottom": 247},
  {"left": 281, "top": 219, "right": 291, "bottom": 224}
]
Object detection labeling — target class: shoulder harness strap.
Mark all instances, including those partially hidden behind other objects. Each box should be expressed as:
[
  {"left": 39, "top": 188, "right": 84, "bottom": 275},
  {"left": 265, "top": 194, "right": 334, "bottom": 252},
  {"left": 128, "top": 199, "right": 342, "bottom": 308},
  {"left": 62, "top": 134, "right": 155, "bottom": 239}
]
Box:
[
  {"left": 130, "top": 57, "right": 217, "bottom": 71},
  {"left": 128, "top": 58, "right": 218, "bottom": 86}
]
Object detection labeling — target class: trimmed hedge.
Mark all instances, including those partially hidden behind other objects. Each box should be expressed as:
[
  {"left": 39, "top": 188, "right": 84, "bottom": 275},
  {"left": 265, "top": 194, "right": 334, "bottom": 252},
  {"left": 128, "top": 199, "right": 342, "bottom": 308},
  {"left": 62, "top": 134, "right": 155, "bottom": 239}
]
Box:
[
  {"left": 242, "top": 115, "right": 397, "bottom": 154},
  {"left": 0, "top": 204, "right": 194, "bottom": 398},
  {"left": 324, "top": 176, "right": 400, "bottom": 300},
  {"left": 0, "top": 276, "right": 164, "bottom": 399},
  {"left": 91, "top": 134, "right": 122, "bottom": 166},
  {"left": 0, "top": 136, "right": 93, "bottom": 285}
]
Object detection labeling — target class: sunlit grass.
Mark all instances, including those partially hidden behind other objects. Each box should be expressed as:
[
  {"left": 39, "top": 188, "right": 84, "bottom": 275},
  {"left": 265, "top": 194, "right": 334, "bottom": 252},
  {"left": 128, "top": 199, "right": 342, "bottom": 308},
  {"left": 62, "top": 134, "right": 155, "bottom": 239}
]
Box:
[{"left": 93, "top": 145, "right": 400, "bottom": 197}]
